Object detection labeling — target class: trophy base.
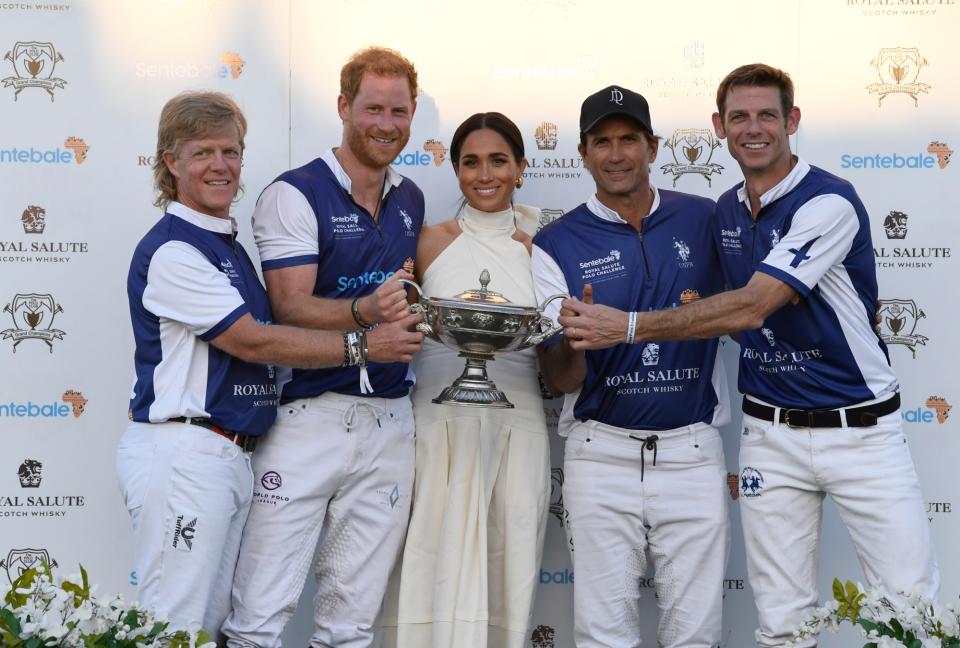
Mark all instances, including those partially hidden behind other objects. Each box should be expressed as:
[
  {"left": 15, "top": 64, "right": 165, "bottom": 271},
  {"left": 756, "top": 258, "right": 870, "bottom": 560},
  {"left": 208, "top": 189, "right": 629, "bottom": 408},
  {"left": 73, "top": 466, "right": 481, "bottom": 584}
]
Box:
[{"left": 432, "top": 354, "right": 515, "bottom": 408}]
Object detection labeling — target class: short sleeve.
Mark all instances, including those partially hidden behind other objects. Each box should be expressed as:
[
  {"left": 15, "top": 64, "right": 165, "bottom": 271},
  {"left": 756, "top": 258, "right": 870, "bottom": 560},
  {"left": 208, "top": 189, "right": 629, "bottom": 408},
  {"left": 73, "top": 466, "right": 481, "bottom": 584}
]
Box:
[
  {"left": 142, "top": 241, "right": 248, "bottom": 339},
  {"left": 252, "top": 181, "right": 320, "bottom": 270},
  {"left": 531, "top": 243, "right": 570, "bottom": 347},
  {"left": 757, "top": 194, "right": 858, "bottom": 297}
]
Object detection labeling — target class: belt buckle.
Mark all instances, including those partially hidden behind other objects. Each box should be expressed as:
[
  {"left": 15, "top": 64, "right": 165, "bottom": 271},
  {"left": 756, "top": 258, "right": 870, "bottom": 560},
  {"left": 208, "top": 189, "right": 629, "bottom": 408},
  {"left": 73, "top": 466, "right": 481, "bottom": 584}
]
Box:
[
  {"left": 236, "top": 434, "right": 257, "bottom": 453},
  {"left": 783, "top": 409, "right": 812, "bottom": 429}
]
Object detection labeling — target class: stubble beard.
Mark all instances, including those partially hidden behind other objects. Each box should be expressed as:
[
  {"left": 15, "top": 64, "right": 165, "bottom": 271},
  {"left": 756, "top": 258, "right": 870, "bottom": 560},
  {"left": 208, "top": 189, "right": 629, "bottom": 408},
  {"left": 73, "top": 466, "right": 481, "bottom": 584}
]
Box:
[{"left": 345, "top": 122, "right": 408, "bottom": 171}]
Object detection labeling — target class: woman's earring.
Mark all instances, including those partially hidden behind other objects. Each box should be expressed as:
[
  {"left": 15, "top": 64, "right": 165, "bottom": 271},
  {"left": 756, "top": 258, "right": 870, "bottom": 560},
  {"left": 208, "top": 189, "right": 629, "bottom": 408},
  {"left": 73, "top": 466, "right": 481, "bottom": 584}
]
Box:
[{"left": 515, "top": 177, "right": 524, "bottom": 189}]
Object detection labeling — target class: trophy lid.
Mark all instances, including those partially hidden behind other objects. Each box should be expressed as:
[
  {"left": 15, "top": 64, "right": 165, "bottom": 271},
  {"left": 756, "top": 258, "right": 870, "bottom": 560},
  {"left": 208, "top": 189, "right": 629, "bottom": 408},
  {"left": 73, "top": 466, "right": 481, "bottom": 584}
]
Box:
[{"left": 451, "top": 269, "right": 512, "bottom": 304}]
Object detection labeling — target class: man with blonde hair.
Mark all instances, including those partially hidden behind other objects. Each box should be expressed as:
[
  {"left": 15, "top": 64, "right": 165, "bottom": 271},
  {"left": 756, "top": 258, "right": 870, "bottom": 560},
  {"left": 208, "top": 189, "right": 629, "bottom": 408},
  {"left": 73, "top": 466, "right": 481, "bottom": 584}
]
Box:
[
  {"left": 119, "top": 91, "right": 422, "bottom": 637},
  {"left": 223, "top": 47, "right": 425, "bottom": 648}
]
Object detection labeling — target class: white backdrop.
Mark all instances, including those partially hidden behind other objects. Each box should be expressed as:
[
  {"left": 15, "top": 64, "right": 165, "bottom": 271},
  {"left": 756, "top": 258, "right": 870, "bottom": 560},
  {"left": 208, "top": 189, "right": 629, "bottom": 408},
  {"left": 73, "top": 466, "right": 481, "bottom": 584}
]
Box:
[{"left": 1, "top": 1, "right": 956, "bottom": 646}]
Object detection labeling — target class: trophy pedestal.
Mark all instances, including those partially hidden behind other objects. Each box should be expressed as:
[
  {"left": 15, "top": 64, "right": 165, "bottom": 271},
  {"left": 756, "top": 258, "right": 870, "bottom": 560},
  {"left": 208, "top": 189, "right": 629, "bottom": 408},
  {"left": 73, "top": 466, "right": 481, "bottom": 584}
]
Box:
[{"left": 432, "top": 353, "right": 514, "bottom": 409}]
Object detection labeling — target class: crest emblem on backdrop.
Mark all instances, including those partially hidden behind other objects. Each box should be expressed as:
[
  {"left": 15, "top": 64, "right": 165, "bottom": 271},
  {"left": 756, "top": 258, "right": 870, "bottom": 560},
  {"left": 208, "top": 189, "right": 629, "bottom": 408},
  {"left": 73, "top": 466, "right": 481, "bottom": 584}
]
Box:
[
  {"left": 661, "top": 128, "right": 724, "bottom": 187},
  {"left": 2, "top": 293, "right": 65, "bottom": 352},
  {"left": 2, "top": 41, "right": 66, "bottom": 101},
  {"left": 536, "top": 209, "right": 564, "bottom": 233},
  {"left": 866, "top": 47, "right": 930, "bottom": 107},
  {"left": 0, "top": 548, "right": 58, "bottom": 584},
  {"left": 878, "top": 298, "right": 928, "bottom": 357}
]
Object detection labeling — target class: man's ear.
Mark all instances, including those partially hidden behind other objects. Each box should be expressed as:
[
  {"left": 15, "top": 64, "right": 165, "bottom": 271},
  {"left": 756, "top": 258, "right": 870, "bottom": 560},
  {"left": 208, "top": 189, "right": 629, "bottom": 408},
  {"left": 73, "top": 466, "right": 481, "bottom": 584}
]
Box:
[
  {"left": 712, "top": 112, "right": 726, "bottom": 139},
  {"left": 785, "top": 106, "right": 801, "bottom": 136}
]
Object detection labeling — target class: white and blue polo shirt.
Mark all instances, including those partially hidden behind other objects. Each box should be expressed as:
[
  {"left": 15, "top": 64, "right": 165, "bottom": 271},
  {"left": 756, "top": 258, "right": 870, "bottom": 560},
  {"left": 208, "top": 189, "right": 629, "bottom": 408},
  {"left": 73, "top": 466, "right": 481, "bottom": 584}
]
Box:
[
  {"left": 532, "top": 188, "right": 730, "bottom": 432},
  {"left": 715, "top": 158, "right": 897, "bottom": 409},
  {"left": 127, "top": 202, "right": 278, "bottom": 435},
  {"left": 252, "top": 149, "right": 424, "bottom": 402}
]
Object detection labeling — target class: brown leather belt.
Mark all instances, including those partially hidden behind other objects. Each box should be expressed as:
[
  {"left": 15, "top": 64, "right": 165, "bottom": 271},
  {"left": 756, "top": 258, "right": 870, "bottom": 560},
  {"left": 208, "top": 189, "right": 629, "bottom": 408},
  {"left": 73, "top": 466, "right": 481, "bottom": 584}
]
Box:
[
  {"left": 168, "top": 416, "right": 258, "bottom": 452},
  {"left": 741, "top": 393, "right": 900, "bottom": 428}
]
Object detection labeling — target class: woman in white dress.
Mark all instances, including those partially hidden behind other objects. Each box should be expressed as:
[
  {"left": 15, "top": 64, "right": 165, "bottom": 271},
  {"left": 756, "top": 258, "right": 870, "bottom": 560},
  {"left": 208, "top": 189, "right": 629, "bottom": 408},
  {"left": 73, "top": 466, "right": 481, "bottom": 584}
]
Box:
[{"left": 394, "top": 113, "right": 551, "bottom": 648}]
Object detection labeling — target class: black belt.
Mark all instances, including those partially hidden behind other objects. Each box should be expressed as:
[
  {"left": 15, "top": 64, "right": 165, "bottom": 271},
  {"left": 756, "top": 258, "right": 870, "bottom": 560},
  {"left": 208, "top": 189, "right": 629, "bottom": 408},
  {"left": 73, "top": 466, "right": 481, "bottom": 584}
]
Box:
[
  {"left": 168, "top": 417, "right": 258, "bottom": 452},
  {"left": 741, "top": 393, "right": 900, "bottom": 428}
]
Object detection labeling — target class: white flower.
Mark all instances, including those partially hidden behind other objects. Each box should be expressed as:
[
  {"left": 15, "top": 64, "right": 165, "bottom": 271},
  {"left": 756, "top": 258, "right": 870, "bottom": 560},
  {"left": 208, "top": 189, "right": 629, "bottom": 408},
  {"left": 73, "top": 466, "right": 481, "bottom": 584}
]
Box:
[
  {"left": 876, "top": 637, "right": 908, "bottom": 648},
  {"left": 921, "top": 638, "right": 943, "bottom": 648}
]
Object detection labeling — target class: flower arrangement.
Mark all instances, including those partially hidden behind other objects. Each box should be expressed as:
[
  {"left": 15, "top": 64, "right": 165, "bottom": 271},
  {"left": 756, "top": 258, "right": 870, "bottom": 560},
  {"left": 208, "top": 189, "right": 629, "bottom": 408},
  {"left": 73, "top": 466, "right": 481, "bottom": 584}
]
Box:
[
  {"left": 788, "top": 578, "right": 959, "bottom": 648},
  {"left": 0, "top": 562, "right": 214, "bottom": 647}
]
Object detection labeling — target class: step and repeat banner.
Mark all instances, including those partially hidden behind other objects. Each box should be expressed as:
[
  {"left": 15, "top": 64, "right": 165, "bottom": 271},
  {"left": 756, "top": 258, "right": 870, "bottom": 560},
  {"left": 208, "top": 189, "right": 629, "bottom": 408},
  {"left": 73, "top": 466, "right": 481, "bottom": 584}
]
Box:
[{"left": 1, "top": 1, "right": 956, "bottom": 646}]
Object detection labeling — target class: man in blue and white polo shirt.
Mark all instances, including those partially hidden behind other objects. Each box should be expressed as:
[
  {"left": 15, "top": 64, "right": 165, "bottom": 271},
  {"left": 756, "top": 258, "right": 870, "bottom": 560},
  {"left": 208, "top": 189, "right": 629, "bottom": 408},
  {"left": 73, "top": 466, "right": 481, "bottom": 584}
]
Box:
[
  {"left": 558, "top": 64, "right": 939, "bottom": 647},
  {"left": 532, "top": 85, "right": 731, "bottom": 648},
  {"left": 119, "top": 91, "right": 422, "bottom": 638},
  {"left": 222, "top": 47, "right": 425, "bottom": 648}
]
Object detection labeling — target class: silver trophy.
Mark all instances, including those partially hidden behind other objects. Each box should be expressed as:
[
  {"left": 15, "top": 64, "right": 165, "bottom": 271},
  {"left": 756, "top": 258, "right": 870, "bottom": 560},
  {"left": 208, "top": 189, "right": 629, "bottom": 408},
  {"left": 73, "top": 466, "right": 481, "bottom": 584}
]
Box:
[{"left": 401, "top": 270, "right": 564, "bottom": 408}]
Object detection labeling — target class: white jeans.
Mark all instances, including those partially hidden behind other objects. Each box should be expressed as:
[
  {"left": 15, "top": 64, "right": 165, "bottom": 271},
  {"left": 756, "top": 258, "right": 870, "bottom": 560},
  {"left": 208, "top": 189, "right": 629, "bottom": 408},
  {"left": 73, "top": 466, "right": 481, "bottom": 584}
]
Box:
[
  {"left": 222, "top": 392, "right": 415, "bottom": 648},
  {"left": 738, "top": 407, "right": 940, "bottom": 647},
  {"left": 115, "top": 421, "right": 254, "bottom": 636},
  {"left": 563, "top": 420, "right": 729, "bottom": 648}
]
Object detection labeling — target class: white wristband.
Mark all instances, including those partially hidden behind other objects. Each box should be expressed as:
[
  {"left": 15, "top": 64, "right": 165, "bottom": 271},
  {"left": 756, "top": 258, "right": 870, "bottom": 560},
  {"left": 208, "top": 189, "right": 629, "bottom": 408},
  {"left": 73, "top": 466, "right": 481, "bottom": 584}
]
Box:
[{"left": 626, "top": 311, "right": 638, "bottom": 345}]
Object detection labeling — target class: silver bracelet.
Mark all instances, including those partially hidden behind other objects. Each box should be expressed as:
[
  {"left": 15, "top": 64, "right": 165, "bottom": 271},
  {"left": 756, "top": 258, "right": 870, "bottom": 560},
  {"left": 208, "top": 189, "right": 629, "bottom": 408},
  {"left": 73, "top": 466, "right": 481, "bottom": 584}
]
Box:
[
  {"left": 345, "top": 331, "right": 363, "bottom": 366},
  {"left": 626, "top": 311, "right": 638, "bottom": 345}
]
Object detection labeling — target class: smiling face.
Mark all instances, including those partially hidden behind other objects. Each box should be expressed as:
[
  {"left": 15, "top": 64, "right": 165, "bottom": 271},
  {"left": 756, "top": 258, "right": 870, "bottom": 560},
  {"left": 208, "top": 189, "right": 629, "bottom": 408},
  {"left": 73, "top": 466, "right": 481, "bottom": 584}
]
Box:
[
  {"left": 163, "top": 125, "right": 242, "bottom": 218},
  {"left": 579, "top": 116, "right": 658, "bottom": 204},
  {"left": 455, "top": 128, "right": 526, "bottom": 213},
  {"left": 713, "top": 84, "right": 799, "bottom": 186},
  {"left": 339, "top": 72, "right": 415, "bottom": 169}
]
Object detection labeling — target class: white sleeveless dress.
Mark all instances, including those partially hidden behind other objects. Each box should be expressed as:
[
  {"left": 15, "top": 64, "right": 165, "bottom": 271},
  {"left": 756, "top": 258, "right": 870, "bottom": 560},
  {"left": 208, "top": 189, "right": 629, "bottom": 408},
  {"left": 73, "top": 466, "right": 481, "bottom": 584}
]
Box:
[{"left": 395, "top": 204, "right": 551, "bottom": 648}]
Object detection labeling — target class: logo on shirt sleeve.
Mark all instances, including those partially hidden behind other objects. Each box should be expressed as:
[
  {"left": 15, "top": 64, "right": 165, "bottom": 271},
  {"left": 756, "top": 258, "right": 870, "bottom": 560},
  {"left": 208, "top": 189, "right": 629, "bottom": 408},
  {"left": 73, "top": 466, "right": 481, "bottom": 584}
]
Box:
[{"left": 787, "top": 236, "right": 820, "bottom": 268}]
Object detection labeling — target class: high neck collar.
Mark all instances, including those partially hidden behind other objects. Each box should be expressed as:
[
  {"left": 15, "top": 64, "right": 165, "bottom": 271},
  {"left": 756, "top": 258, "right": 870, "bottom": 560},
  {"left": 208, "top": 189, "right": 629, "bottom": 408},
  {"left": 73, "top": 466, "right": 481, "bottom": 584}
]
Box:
[{"left": 458, "top": 203, "right": 516, "bottom": 233}]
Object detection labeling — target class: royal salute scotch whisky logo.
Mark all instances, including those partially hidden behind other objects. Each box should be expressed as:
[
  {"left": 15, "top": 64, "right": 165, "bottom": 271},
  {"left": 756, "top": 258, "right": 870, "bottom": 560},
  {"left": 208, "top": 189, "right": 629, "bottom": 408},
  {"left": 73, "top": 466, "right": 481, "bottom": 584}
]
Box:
[
  {"left": 660, "top": 128, "right": 724, "bottom": 187},
  {"left": 883, "top": 210, "right": 909, "bottom": 239},
  {"left": 875, "top": 209, "right": 951, "bottom": 270},
  {"left": 878, "top": 298, "right": 928, "bottom": 357},
  {"left": 20, "top": 205, "right": 45, "bottom": 234},
  {"left": 2, "top": 293, "right": 64, "bottom": 352},
  {"left": 4, "top": 205, "right": 92, "bottom": 264},
  {"left": 2, "top": 41, "right": 66, "bottom": 101},
  {"left": 530, "top": 624, "right": 556, "bottom": 648},
  {"left": 0, "top": 548, "right": 57, "bottom": 583},
  {"left": 867, "top": 47, "right": 930, "bottom": 107},
  {"left": 17, "top": 460, "right": 42, "bottom": 488},
  {"left": 535, "top": 122, "right": 558, "bottom": 150}
]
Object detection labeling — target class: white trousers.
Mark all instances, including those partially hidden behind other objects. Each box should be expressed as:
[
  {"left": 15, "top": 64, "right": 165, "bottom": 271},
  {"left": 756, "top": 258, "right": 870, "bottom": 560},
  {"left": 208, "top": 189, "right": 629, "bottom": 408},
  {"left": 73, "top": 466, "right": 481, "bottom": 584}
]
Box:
[
  {"left": 738, "top": 408, "right": 940, "bottom": 647},
  {"left": 563, "top": 420, "right": 729, "bottom": 648},
  {"left": 115, "top": 421, "right": 254, "bottom": 636},
  {"left": 222, "top": 392, "right": 415, "bottom": 648}
]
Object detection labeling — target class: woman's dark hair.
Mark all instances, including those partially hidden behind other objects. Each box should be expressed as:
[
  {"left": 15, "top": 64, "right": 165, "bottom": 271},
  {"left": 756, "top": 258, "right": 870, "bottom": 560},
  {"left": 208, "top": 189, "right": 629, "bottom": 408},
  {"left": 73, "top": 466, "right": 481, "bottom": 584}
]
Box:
[{"left": 449, "top": 112, "right": 525, "bottom": 169}]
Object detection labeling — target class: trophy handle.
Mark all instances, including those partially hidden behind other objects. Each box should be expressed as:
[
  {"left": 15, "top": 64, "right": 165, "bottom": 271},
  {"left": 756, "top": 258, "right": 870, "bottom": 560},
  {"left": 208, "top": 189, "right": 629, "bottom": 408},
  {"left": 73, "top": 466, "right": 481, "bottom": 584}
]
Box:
[
  {"left": 399, "top": 279, "right": 439, "bottom": 340},
  {"left": 521, "top": 293, "right": 567, "bottom": 347},
  {"left": 398, "top": 278, "right": 424, "bottom": 299}
]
